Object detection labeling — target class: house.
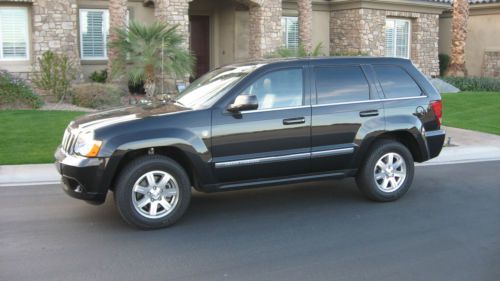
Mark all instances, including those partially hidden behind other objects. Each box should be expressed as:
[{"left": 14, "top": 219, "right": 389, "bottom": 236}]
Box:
[
  {"left": 436, "top": 0, "right": 500, "bottom": 77},
  {"left": 0, "top": 0, "right": 497, "bottom": 84}
]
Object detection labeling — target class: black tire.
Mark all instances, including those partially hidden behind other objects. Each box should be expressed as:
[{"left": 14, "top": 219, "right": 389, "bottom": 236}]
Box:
[
  {"left": 356, "top": 139, "right": 414, "bottom": 202},
  {"left": 114, "top": 155, "right": 191, "bottom": 229}
]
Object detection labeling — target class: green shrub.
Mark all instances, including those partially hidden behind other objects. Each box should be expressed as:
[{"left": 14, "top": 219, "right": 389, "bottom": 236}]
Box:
[
  {"left": 33, "top": 51, "right": 76, "bottom": 102},
  {"left": 330, "top": 50, "right": 369, "bottom": 56},
  {"left": 0, "top": 71, "right": 43, "bottom": 109},
  {"left": 128, "top": 79, "right": 146, "bottom": 95},
  {"left": 442, "top": 76, "right": 500, "bottom": 92},
  {"left": 269, "top": 43, "right": 325, "bottom": 58},
  {"left": 439, "top": 53, "right": 450, "bottom": 76},
  {"left": 72, "top": 83, "right": 126, "bottom": 109},
  {"left": 89, "top": 70, "right": 108, "bottom": 83}
]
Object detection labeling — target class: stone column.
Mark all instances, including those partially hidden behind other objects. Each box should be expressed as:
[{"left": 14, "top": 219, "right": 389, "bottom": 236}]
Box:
[
  {"left": 297, "top": 0, "right": 312, "bottom": 54},
  {"left": 154, "top": 0, "right": 191, "bottom": 49},
  {"left": 248, "top": 0, "right": 282, "bottom": 59},
  {"left": 107, "top": 0, "right": 128, "bottom": 80},
  {"left": 32, "top": 0, "right": 81, "bottom": 78}
]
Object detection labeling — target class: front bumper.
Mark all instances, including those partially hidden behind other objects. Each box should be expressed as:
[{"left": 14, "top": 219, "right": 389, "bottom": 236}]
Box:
[
  {"left": 425, "top": 129, "right": 446, "bottom": 159},
  {"left": 55, "top": 146, "right": 108, "bottom": 204}
]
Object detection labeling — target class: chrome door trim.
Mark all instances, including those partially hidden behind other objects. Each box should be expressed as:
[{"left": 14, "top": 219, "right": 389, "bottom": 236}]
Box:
[
  {"left": 311, "top": 96, "right": 426, "bottom": 108},
  {"left": 214, "top": 152, "right": 310, "bottom": 168},
  {"left": 311, "top": 147, "right": 354, "bottom": 158},
  {"left": 214, "top": 147, "right": 355, "bottom": 168},
  {"left": 239, "top": 105, "right": 310, "bottom": 114}
]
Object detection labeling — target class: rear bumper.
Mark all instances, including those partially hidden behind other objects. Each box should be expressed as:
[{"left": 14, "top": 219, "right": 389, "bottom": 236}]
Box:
[
  {"left": 425, "top": 129, "right": 446, "bottom": 159},
  {"left": 54, "top": 146, "right": 109, "bottom": 204}
]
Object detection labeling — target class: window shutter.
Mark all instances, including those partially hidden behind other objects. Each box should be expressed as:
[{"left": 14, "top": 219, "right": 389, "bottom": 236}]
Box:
[
  {"left": 282, "top": 17, "right": 299, "bottom": 50},
  {"left": 0, "top": 8, "right": 29, "bottom": 60},
  {"left": 395, "top": 20, "right": 409, "bottom": 58},
  {"left": 385, "top": 19, "right": 395, "bottom": 57},
  {"left": 80, "top": 9, "right": 109, "bottom": 59},
  {"left": 385, "top": 19, "right": 410, "bottom": 59}
]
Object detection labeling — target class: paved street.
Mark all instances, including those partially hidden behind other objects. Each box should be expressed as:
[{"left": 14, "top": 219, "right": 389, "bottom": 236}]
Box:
[{"left": 1, "top": 161, "right": 499, "bottom": 281}]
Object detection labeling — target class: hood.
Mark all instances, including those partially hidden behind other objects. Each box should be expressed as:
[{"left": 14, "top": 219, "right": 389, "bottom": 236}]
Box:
[{"left": 70, "top": 102, "right": 189, "bottom": 131}]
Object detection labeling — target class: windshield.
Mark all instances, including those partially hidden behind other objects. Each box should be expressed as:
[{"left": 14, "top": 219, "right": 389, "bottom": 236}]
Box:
[{"left": 176, "top": 64, "right": 263, "bottom": 109}]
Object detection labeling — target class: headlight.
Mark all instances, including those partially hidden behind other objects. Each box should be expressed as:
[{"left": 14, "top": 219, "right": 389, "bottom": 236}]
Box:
[{"left": 74, "top": 131, "right": 102, "bottom": 157}]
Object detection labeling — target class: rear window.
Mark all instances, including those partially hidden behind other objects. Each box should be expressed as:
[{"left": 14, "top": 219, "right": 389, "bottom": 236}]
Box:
[
  {"left": 314, "top": 66, "right": 370, "bottom": 104},
  {"left": 373, "top": 65, "right": 422, "bottom": 98}
]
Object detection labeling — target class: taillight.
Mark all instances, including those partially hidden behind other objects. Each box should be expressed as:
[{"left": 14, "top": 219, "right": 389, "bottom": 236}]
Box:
[{"left": 430, "top": 100, "right": 442, "bottom": 127}]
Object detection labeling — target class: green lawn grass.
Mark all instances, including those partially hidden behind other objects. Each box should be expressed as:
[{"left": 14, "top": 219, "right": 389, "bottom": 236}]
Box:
[
  {"left": 0, "top": 110, "right": 84, "bottom": 165},
  {"left": 442, "top": 91, "right": 500, "bottom": 135}
]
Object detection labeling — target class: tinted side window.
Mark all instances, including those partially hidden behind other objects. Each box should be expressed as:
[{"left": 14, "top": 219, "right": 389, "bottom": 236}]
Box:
[
  {"left": 314, "top": 66, "right": 370, "bottom": 104},
  {"left": 373, "top": 65, "right": 422, "bottom": 98},
  {"left": 242, "top": 68, "right": 303, "bottom": 110}
]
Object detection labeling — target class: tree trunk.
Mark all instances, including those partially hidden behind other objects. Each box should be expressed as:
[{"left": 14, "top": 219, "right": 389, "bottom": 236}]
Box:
[
  {"left": 297, "top": 0, "right": 313, "bottom": 55},
  {"left": 107, "top": 0, "right": 128, "bottom": 81},
  {"left": 144, "top": 65, "right": 156, "bottom": 98},
  {"left": 448, "top": 0, "right": 469, "bottom": 77}
]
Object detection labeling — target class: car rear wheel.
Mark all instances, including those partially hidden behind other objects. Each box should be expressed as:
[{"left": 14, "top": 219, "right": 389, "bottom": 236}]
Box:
[
  {"left": 356, "top": 139, "right": 414, "bottom": 202},
  {"left": 114, "top": 155, "right": 191, "bottom": 229}
]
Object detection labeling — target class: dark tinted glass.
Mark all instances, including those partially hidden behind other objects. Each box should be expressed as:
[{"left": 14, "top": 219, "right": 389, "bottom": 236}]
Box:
[
  {"left": 314, "top": 66, "right": 370, "bottom": 104},
  {"left": 242, "top": 68, "right": 303, "bottom": 110},
  {"left": 373, "top": 65, "right": 422, "bottom": 98}
]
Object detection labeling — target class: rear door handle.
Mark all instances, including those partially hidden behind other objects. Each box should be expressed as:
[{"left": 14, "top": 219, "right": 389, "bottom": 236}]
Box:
[
  {"left": 359, "top": 110, "right": 379, "bottom": 117},
  {"left": 283, "top": 117, "right": 305, "bottom": 125}
]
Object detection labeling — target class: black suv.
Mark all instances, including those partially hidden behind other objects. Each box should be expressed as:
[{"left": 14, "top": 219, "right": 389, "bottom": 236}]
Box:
[{"left": 55, "top": 57, "right": 445, "bottom": 229}]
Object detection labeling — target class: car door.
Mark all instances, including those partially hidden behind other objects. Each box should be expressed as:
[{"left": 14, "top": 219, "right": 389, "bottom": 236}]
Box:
[
  {"left": 211, "top": 66, "right": 312, "bottom": 183},
  {"left": 310, "top": 64, "right": 384, "bottom": 173}
]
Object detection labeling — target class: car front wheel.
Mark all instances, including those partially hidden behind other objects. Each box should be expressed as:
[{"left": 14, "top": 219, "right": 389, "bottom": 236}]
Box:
[
  {"left": 356, "top": 139, "right": 414, "bottom": 202},
  {"left": 114, "top": 155, "right": 191, "bottom": 229}
]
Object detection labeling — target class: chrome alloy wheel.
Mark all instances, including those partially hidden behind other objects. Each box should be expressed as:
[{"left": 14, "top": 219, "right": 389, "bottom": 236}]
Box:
[
  {"left": 132, "top": 170, "right": 179, "bottom": 219},
  {"left": 373, "top": 152, "right": 407, "bottom": 193}
]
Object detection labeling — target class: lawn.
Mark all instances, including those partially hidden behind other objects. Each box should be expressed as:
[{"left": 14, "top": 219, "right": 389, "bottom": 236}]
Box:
[
  {"left": 0, "top": 110, "right": 84, "bottom": 165},
  {"left": 442, "top": 91, "right": 500, "bottom": 135}
]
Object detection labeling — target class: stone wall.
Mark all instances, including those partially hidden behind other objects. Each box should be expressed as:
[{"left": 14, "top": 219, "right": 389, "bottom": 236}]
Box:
[
  {"left": 482, "top": 50, "right": 500, "bottom": 78},
  {"left": 248, "top": 0, "right": 282, "bottom": 59},
  {"left": 31, "top": 0, "right": 80, "bottom": 75},
  {"left": 331, "top": 8, "right": 440, "bottom": 77}
]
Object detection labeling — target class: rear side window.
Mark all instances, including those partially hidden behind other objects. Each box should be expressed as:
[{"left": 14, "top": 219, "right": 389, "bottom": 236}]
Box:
[
  {"left": 373, "top": 65, "right": 422, "bottom": 98},
  {"left": 314, "top": 66, "right": 370, "bottom": 104}
]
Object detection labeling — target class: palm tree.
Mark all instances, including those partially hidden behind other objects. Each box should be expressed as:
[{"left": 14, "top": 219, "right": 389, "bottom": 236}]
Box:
[
  {"left": 107, "top": 0, "right": 128, "bottom": 81},
  {"left": 448, "top": 0, "right": 469, "bottom": 77},
  {"left": 109, "top": 21, "right": 194, "bottom": 97}
]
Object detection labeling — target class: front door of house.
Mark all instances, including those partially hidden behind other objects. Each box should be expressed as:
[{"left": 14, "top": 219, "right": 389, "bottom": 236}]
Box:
[{"left": 189, "top": 15, "right": 210, "bottom": 80}]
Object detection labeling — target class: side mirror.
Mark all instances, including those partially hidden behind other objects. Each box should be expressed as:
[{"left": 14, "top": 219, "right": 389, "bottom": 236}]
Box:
[{"left": 227, "top": 94, "right": 258, "bottom": 112}]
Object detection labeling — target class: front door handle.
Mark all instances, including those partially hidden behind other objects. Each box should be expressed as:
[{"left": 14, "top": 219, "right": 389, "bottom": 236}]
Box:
[
  {"left": 359, "top": 110, "right": 379, "bottom": 117},
  {"left": 283, "top": 117, "right": 305, "bottom": 125}
]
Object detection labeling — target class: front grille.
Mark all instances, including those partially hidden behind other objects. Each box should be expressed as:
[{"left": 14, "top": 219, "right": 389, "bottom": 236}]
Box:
[{"left": 61, "top": 128, "right": 77, "bottom": 154}]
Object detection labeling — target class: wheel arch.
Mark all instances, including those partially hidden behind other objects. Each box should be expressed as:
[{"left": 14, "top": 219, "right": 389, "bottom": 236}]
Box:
[{"left": 353, "top": 129, "right": 430, "bottom": 169}]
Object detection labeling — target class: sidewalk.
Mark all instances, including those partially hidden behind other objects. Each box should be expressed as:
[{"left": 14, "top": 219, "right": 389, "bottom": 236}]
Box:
[
  {"left": 1, "top": 126, "right": 500, "bottom": 186},
  {"left": 420, "top": 126, "right": 500, "bottom": 166}
]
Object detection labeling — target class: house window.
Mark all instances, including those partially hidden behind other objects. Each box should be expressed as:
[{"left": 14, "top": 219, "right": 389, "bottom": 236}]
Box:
[
  {"left": 0, "top": 7, "right": 29, "bottom": 61},
  {"left": 385, "top": 18, "right": 410, "bottom": 59},
  {"left": 281, "top": 16, "right": 299, "bottom": 50},
  {"left": 80, "top": 9, "right": 110, "bottom": 60}
]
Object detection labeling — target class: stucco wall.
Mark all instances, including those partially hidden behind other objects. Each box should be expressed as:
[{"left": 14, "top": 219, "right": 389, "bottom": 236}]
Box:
[
  {"left": 312, "top": 10, "right": 330, "bottom": 55},
  {"left": 439, "top": 10, "right": 500, "bottom": 77}
]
